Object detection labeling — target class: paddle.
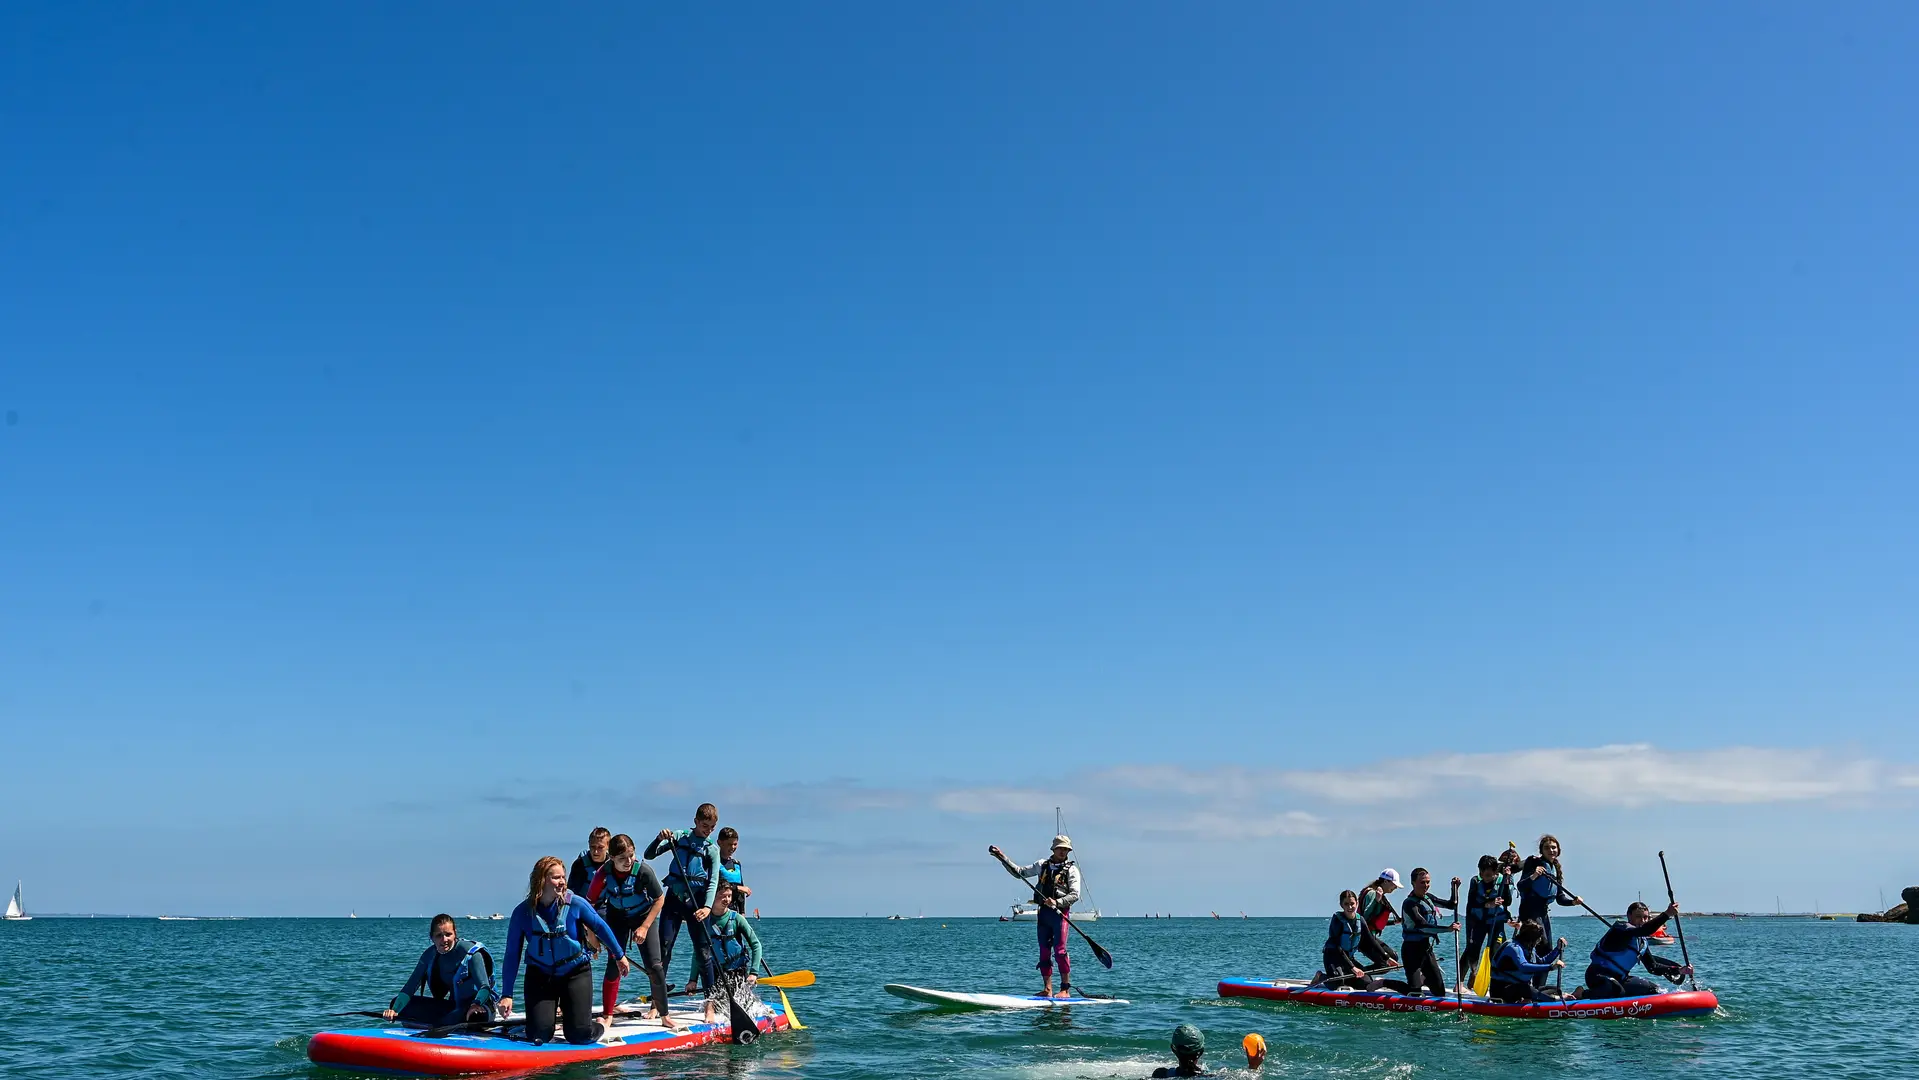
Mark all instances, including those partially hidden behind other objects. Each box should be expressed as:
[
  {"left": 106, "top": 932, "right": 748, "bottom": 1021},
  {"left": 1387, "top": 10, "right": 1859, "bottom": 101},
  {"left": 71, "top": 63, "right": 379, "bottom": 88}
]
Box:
[
  {"left": 763, "top": 959, "right": 807, "bottom": 1031},
  {"left": 1657, "top": 851, "right": 1698, "bottom": 991},
  {"left": 994, "top": 857, "right": 1114, "bottom": 970},
  {"left": 411, "top": 1016, "right": 521, "bottom": 1039},
  {"left": 1545, "top": 866, "right": 1615, "bottom": 929}
]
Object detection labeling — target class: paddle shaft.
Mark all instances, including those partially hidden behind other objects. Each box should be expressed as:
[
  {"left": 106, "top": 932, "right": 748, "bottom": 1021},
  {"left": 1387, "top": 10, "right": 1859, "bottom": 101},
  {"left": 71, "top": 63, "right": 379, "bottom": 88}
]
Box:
[
  {"left": 1657, "top": 851, "right": 1698, "bottom": 990},
  {"left": 1546, "top": 865, "right": 1614, "bottom": 929},
  {"left": 995, "top": 856, "right": 1113, "bottom": 969}
]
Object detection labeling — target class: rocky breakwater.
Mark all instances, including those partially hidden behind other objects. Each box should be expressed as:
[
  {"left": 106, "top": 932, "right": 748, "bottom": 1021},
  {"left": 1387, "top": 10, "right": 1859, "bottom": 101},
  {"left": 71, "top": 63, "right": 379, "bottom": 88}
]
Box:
[{"left": 1855, "top": 886, "right": 1918, "bottom": 923}]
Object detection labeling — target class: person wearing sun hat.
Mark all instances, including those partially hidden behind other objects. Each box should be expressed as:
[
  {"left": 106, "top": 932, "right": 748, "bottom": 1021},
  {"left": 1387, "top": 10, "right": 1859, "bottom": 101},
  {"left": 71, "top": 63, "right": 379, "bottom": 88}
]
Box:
[
  {"left": 989, "top": 833, "right": 1082, "bottom": 998},
  {"left": 1355, "top": 868, "right": 1404, "bottom": 971}
]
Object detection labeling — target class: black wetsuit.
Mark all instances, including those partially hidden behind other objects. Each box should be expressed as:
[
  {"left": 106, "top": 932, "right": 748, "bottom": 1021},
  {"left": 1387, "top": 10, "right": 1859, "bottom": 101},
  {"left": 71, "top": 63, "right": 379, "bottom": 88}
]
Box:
[
  {"left": 1398, "top": 887, "right": 1459, "bottom": 995},
  {"left": 1459, "top": 874, "right": 1512, "bottom": 987},
  {"left": 1320, "top": 912, "right": 1387, "bottom": 989}
]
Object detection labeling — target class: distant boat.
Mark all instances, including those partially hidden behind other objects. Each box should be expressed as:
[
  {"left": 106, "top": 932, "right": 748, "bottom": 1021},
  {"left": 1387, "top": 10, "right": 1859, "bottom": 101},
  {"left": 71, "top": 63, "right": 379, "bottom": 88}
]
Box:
[
  {"left": 4, "top": 881, "right": 28, "bottom": 921},
  {"left": 885, "top": 914, "right": 906, "bottom": 920},
  {"left": 1009, "top": 903, "right": 1100, "bottom": 922},
  {"left": 488, "top": 913, "right": 505, "bottom": 921},
  {"left": 157, "top": 915, "right": 197, "bottom": 921},
  {"left": 349, "top": 911, "right": 358, "bottom": 919}
]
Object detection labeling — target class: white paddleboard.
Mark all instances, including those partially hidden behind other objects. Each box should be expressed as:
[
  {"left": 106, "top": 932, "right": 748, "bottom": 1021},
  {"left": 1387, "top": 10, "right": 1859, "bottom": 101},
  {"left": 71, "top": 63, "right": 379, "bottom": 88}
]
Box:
[{"left": 883, "top": 983, "right": 1127, "bottom": 1009}]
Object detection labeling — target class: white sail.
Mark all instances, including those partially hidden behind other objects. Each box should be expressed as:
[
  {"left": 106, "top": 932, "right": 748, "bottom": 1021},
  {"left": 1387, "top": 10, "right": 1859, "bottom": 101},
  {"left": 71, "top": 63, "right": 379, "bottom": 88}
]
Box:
[{"left": 4, "top": 881, "right": 26, "bottom": 920}]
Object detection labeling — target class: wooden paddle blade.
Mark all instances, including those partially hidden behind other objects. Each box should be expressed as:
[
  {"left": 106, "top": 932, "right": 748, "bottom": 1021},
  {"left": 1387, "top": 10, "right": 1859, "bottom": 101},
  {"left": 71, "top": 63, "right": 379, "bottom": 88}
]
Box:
[
  {"left": 778, "top": 988, "right": 806, "bottom": 1030},
  {"left": 758, "top": 969, "right": 815, "bottom": 989}
]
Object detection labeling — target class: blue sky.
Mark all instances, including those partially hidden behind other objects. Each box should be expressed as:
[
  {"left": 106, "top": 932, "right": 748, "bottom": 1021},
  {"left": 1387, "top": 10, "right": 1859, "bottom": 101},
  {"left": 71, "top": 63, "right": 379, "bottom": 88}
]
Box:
[{"left": 3, "top": 3, "right": 1917, "bottom": 918}]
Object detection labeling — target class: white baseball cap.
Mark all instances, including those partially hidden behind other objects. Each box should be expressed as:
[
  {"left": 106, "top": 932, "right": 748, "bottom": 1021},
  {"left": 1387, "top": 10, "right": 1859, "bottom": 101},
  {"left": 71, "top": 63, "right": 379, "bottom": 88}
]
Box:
[
  {"left": 1378, "top": 868, "right": 1402, "bottom": 887},
  {"left": 1052, "top": 834, "right": 1073, "bottom": 851}
]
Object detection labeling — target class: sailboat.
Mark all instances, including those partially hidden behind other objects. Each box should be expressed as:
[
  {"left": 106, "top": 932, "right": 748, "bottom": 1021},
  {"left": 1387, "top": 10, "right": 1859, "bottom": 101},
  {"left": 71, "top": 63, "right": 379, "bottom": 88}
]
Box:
[
  {"left": 4, "top": 881, "right": 28, "bottom": 921},
  {"left": 1007, "top": 808, "right": 1100, "bottom": 922}
]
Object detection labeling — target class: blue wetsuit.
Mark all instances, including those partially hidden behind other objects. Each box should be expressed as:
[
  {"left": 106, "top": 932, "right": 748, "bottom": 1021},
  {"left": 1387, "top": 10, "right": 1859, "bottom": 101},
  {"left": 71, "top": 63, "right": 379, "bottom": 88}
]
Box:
[
  {"left": 1489, "top": 938, "right": 1563, "bottom": 1003},
  {"left": 1586, "top": 912, "right": 1686, "bottom": 998},
  {"left": 646, "top": 828, "right": 722, "bottom": 991},
  {"left": 502, "top": 893, "right": 625, "bottom": 1045}
]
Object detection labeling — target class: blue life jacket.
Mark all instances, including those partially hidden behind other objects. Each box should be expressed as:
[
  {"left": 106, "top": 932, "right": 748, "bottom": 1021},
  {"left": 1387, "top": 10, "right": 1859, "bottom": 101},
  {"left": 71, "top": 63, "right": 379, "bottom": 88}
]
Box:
[
  {"left": 668, "top": 831, "right": 714, "bottom": 900},
  {"left": 1469, "top": 876, "right": 1511, "bottom": 928},
  {"left": 599, "top": 866, "right": 661, "bottom": 918},
  {"left": 525, "top": 899, "right": 590, "bottom": 975},
  {"left": 1326, "top": 912, "right": 1366, "bottom": 954},
  {"left": 708, "top": 912, "right": 752, "bottom": 972},
  {"left": 451, "top": 942, "right": 496, "bottom": 1006},
  {"left": 720, "top": 858, "right": 744, "bottom": 889},
  {"left": 1589, "top": 922, "right": 1650, "bottom": 979},
  {"left": 1490, "top": 939, "right": 1551, "bottom": 984},
  {"left": 1401, "top": 893, "right": 1449, "bottom": 942}
]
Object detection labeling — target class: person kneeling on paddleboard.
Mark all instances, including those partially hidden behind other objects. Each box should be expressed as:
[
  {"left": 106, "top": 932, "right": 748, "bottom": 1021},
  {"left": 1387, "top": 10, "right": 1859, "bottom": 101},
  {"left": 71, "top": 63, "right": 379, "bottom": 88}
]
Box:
[
  {"left": 499, "top": 855, "right": 629, "bottom": 1045},
  {"left": 1397, "top": 868, "right": 1461, "bottom": 996},
  {"left": 587, "top": 834, "right": 680, "bottom": 1030},
  {"left": 1582, "top": 900, "right": 1691, "bottom": 999},
  {"left": 988, "top": 834, "right": 1082, "bottom": 999},
  {"left": 1315, "top": 890, "right": 1389, "bottom": 990},
  {"left": 1488, "top": 919, "right": 1567, "bottom": 1003},
  {"left": 1354, "top": 869, "right": 1402, "bottom": 972},
  {"left": 702, "top": 882, "right": 764, "bottom": 1031},
  {"left": 1151, "top": 1023, "right": 1208, "bottom": 1078},
  {"left": 383, "top": 914, "right": 497, "bottom": 1026}
]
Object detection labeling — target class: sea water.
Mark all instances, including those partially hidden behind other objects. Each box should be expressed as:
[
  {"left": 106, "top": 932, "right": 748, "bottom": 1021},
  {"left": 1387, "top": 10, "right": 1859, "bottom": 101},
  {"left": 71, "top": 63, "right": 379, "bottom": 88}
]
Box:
[{"left": 2, "top": 915, "right": 1914, "bottom": 1079}]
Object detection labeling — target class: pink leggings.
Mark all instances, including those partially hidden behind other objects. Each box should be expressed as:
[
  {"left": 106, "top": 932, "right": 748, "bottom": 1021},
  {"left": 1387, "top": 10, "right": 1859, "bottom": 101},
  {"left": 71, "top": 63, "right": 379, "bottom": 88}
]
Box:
[{"left": 1037, "top": 907, "right": 1072, "bottom": 983}]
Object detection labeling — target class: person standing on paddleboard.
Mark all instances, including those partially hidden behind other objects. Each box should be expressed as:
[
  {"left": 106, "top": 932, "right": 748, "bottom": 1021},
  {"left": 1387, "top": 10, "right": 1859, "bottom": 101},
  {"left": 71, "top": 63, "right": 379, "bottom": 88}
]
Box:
[
  {"left": 717, "top": 827, "right": 750, "bottom": 902},
  {"left": 1583, "top": 900, "right": 1691, "bottom": 999},
  {"left": 499, "top": 855, "right": 629, "bottom": 1045},
  {"left": 1459, "top": 854, "right": 1514, "bottom": 991},
  {"left": 646, "top": 803, "right": 723, "bottom": 996},
  {"left": 586, "top": 834, "right": 680, "bottom": 1031},
  {"left": 1517, "top": 835, "right": 1582, "bottom": 985},
  {"left": 569, "top": 827, "right": 612, "bottom": 894},
  {"left": 1354, "top": 869, "right": 1402, "bottom": 971},
  {"left": 988, "top": 834, "right": 1082, "bottom": 998},
  {"left": 383, "top": 914, "right": 497, "bottom": 1026},
  {"left": 1398, "top": 868, "right": 1460, "bottom": 996}
]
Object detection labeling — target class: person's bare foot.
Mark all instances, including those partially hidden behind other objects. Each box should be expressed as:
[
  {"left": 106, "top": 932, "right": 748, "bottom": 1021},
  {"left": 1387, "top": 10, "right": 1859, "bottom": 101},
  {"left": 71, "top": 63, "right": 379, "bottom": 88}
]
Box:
[{"left": 658, "top": 1013, "right": 682, "bottom": 1031}]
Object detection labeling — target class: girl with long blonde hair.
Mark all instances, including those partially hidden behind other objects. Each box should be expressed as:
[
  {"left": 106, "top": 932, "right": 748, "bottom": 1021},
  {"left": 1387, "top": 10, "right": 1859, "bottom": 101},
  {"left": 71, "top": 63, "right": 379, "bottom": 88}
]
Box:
[{"left": 498, "top": 855, "right": 629, "bottom": 1045}]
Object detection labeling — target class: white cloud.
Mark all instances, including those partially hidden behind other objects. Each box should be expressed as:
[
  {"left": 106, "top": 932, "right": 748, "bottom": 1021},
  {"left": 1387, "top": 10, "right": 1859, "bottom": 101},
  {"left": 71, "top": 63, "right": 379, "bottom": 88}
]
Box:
[
  {"left": 1277, "top": 744, "right": 1890, "bottom": 808},
  {"left": 934, "top": 788, "right": 1079, "bottom": 816}
]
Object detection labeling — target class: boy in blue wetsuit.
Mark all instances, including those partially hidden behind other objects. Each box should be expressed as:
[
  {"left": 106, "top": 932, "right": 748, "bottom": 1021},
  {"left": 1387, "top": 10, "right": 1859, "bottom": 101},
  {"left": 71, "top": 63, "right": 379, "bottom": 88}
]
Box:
[
  {"left": 646, "top": 803, "right": 722, "bottom": 994},
  {"left": 1458, "top": 854, "right": 1514, "bottom": 990},
  {"left": 1488, "top": 919, "right": 1567, "bottom": 1003},
  {"left": 499, "top": 855, "right": 628, "bottom": 1045},
  {"left": 1583, "top": 901, "right": 1691, "bottom": 998},
  {"left": 1398, "top": 868, "right": 1461, "bottom": 996},
  {"left": 384, "top": 914, "right": 497, "bottom": 1026}
]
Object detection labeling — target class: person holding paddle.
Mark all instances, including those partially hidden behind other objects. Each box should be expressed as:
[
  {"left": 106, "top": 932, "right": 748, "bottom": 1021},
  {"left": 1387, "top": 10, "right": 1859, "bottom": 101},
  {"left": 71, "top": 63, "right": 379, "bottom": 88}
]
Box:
[
  {"left": 1583, "top": 900, "right": 1691, "bottom": 999},
  {"left": 1458, "top": 854, "right": 1514, "bottom": 992},
  {"left": 702, "top": 881, "right": 764, "bottom": 1028},
  {"left": 989, "top": 834, "right": 1082, "bottom": 998},
  {"left": 1517, "top": 835, "right": 1583, "bottom": 948},
  {"left": 1397, "top": 868, "right": 1460, "bottom": 996},
  {"left": 383, "top": 914, "right": 497, "bottom": 1026},
  {"left": 1487, "top": 920, "right": 1567, "bottom": 1003},
  {"left": 646, "top": 803, "right": 723, "bottom": 996},
  {"left": 1316, "top": 890, "right": 1390, "bottom": 989}
]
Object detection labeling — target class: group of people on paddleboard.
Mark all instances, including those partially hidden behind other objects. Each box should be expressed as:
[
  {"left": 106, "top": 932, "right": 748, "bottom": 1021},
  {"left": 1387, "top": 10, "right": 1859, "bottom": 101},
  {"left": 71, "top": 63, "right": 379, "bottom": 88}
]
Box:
[
  {"left": 1318, "top": 835, "right": 1692, "bottom": 1003},
  {"left": 382, "top": 802, "right": 767, "bottom": 1045}
]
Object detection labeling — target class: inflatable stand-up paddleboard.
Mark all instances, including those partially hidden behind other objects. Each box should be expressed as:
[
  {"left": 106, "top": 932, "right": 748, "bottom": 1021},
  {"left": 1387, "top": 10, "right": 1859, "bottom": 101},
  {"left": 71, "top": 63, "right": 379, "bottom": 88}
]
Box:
[
  {"left": 884, "top": 984, "right": 1128, "bottom": 1010},
  {"left": 308, "top": 997, "right": 789, "bottom": 1076},
  {"left": 1218, "top": 978, "right": 1717, "bottom": 1020}
]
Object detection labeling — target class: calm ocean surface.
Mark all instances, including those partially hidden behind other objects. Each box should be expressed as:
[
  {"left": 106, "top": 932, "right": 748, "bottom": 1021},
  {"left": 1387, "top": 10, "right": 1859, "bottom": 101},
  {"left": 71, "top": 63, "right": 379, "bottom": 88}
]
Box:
[{"left": 3, "top": 915, "right": 1914, "bottom": 1079}]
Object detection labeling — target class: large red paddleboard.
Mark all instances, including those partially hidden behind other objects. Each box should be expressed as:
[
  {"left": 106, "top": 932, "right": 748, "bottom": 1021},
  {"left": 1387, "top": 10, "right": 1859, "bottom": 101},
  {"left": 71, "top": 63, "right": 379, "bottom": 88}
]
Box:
[
  {"left": 1218, "top": 977, "right": 1718, "bottom": 1020},
  {"left": 308, "top": 998, "right": 789, "bottom": 1076}
]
